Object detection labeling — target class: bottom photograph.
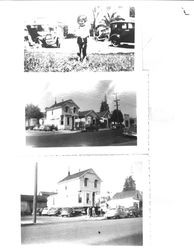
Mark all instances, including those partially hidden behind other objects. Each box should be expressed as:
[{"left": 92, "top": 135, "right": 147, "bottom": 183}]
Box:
[{"left": 20, "top": 155, "right": 148, "bottom": 246}]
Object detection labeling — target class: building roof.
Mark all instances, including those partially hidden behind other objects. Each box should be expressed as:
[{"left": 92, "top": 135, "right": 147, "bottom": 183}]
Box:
[
  {"left": 21, "top": 195, "right": 47, "bottom": 202},
  {"left": 97, "top": 110, "right": 110, "bottom": 118},
  {"left": 58, "top": 168, "right": 102, "bottom": 183},
  {"left": 39, "top": 191, "right": 57, "bottom": 197},
  {"left": 46, "top": 99, "right": 79, "bottom": 110},
  {"left": 79, "top": 110, "right": 99, "bottom": 118},
  {"left": 112, "top": 190, "right": 142, "bottom": 200}
]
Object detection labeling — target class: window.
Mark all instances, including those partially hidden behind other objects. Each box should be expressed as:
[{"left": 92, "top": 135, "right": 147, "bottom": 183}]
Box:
[
  {"left": 67, "top": 117, "right": 70, "bottom": 125},
  {"left": 86, "top": 193, "right": 89, "bottom": 204},
  {"left": 60, "top": 115, "right": 64, "bottom": 125},
  {"left": 94, "top": 180, "right": 98, "bottom": 188},
  {"left": 65, "top": 186, "right": 67, "bottom": 190},
  {"left": 128, "top": 23, "right": 133, "bottom": 29},
  {"left": 78, "top": 193, "right": 82, "bottom": 203},
  {"left": 73, "top": 107, "right": 76, "bottom": 113},
  {"left": 84, "top": 178, "right": 88, "bottom": 187},
  {"left": 65, "top": 106, "right": 69, "bottom": 113},
  {"left": 122, "top": 23, "right": 127, "bottom": 29}
]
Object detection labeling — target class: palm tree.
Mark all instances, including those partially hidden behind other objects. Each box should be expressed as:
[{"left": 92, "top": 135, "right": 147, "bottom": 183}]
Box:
[{"left": 102, "top": 11, "right": 125, "bottom": 27}]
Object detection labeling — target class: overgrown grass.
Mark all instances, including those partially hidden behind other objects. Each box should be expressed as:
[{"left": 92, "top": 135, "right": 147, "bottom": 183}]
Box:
[{"left": 24, "top": 50, "right": 134, "bottom": 72}]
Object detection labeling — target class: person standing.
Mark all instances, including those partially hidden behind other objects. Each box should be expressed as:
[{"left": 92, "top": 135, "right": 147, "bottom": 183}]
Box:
[{"left": 76, "top": 15, "right": 90, "bottom": 62}]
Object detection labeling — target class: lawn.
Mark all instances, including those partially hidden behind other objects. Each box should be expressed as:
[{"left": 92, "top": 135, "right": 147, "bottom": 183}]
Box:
[{"left": 24, "top": 50, "right": 134, "bottom": 72}]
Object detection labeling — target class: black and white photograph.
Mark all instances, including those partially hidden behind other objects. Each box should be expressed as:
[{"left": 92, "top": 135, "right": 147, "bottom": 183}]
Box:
[
  {"left": 24, "top": 73, "right": 148, "bottom": 149},
  {"left": 24, "top": 1, "right": 135, "bottom": 72},
  {"left": 20, "top": 155, "right": 148, "bottom": 246}
]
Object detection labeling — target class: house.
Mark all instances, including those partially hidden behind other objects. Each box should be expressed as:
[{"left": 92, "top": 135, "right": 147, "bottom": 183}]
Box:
[
  {"left": 123, "top": 114, "right": 130, "bottom": 128},
  {"left": 21, "top": 194, "right": 47, "bottom": 215},
  {"left": 25, "top": 118, "right": 38, "bottom": 128},
  {"left": 97, "top": 110, "right": 111, "bottom": 128},
  {"left": 47, "top": 168, "right": 102, "bottom": 209},
  {"left": 45, "top": 99, "right": 80, "bottom": 130},
  {"left": 75, "top": 110, "right": 99, "bottom": 130},
  {"left": 107, "top": 190, "right": 142, "bottom": 209}
]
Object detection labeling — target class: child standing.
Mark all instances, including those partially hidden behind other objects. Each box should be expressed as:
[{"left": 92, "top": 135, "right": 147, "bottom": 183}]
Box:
[{"left": 76, "top": 15, "right": 90, "bottom": 62}]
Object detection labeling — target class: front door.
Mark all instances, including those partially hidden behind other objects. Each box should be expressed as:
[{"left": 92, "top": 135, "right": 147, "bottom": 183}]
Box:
[
  {"left": 72, "top": 117, "right": 74, "bottom": 130},
  {"left": 92, "top": 192, "right": 95, "bottom": 207}
]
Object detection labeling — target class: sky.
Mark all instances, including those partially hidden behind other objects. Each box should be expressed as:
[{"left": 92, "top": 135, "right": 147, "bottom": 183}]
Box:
[
  {"left": 24, "top": 2, "right": 133, "bottom": 31},
  {"left": 19, "top": 155, "right": 146, "bottom": 197},
  {"left": 24, "top": 73, "right": 137, "bottom": 117}
]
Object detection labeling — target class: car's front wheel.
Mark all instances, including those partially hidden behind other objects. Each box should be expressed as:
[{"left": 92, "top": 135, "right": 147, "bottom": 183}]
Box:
[{"left": 111, "top": 38, "right": 120, "bottom": 47}]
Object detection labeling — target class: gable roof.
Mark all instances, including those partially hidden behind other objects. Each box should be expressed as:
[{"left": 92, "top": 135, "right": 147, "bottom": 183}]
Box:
[
  {"left": 97, "top": 110, "right": 110, "bottom": 118},
  {"left": 58, "top": 168, "right": 102, "bottom": 184},
  {"left": 112, "top": 190, "right": 142, "bottom": 200},
  {"left": 79, "top": 110, "right": 99, "bottom": 118},
  {"left": 46, "top": 99, "right": 79, "bottom": 110}
]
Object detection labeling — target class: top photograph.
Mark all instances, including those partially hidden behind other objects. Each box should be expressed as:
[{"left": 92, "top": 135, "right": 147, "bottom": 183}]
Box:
[{"left": 24, "top": 2, "right": 135, "bottom": 72}]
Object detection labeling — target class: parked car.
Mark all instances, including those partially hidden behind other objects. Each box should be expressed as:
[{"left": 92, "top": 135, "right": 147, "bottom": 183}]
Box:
[
  {"left": 33, "top": 125, "right": 40, "bottom": 131},
  {"left": 41, "top": 207, "right": 49, "bottom": 216},
  {"left": 112, "top": 124, "right": 125, "bottom": 130},
  {"left": 61, "top": 208, "right": 82, "bottom": 217},
  {"left": 47, "top": 207, "right": 62, "bottom": 216},
  {"left": 32, "top": 208, "right": 43, "bottom": 216},
  {"left": 123, "top": 127, "right": 137, "bottom": 137},
  {"left": 26, "top": 25, "right": 61, "bottom": 48},
  {"left": 105, "top": 207, "right": 128, "bottom": 219},
  {"left": 125, "top": 206, "right": 139, "bottom": 218},
  {"left": 82, "top": 124, "right": 99, "bottom": 132},
  {"left": 43, "top": 125, "right": 58, "bottom": 131},
  {"left": 109, "top": 20, "right": 135, "bottom": 47}
]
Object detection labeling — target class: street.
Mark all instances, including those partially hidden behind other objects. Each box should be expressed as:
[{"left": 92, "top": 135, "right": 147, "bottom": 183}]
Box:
[
  {"left": 26, "top": 129, "right": 137, "bottom": 147},
  {"left": 21, "top": 216, "right": 142, "bottom": 245}
]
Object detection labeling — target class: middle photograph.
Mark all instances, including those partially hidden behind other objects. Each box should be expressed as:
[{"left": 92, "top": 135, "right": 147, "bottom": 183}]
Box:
[{"left": 25, "top": 72, "right": 148, "bottom": 151}]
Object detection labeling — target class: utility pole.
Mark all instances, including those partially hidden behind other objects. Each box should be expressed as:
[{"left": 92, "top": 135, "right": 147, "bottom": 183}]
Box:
[
  {"left": 33, "top": 162, "right": 38, "bottom": 224},
  {"left": 114, "top": 93, "right": 120, "bottom": 124}
]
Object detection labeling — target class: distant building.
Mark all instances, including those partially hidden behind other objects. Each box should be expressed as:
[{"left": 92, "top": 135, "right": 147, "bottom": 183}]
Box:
[
  {"left": 25, "top": 118, "right": 38, "bottom": 128},
  {"left": 21, "top": 194, "right": 47, "bottom": 215},
  {"left": 45, "top": 99, "right": 79, "bottom": 130},
  {"left": 123, "top": 114, "right": 130, "bottom": 128},
  {"left": 108, "top": 190, "right": 142, "bottom": 209},
  {"left": 75, "top": 110, "right": 99, "bottom": 130},
  {"left": 97, "top": 110, "right": 111, "bottom": 128},
  {"left": 47, "top": 168, "right": 102, "bottom": 208}
]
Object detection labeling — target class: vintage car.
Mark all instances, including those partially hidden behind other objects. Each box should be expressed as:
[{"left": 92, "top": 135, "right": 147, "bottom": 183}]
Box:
[
  {"left": 26, "top": 24, "right": 61, "bottom": 48},
  {"left": 81, "top": 124, "right": 99, "bottom": 132},
  {"left": 109, "top": 20, "right": 135, "bottom": 47},
  {"left": 105, "top": 207, "right": 128, "bottom": 219},
  {"left": 61, "top": 208, "right": 82, "bottom": 217}
]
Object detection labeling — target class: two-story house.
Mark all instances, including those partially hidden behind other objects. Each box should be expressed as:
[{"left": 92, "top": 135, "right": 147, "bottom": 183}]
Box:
[
  {"left": 47, "top": 168, "right": 102, "bottom": 209},
  {"left": 45, "top": 99, "right": 79, "bottom": 130}
]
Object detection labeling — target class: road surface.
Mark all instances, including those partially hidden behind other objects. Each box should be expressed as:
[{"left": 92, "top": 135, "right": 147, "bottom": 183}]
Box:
[
  {"left": 26, "top": 129, "right": 137, "bottom": 147},
  {"left": 21, "top": 216, "right": 142, "bottom": 245}
]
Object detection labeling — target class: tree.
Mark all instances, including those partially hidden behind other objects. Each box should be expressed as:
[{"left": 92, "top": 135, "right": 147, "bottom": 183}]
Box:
[
  {"left": 25, "top": 104, "right": 44, "bottom": 121},
  {"left": 123, "top": 176, "right": 136, "bottom": 192},
  {"left": 100, "top": 95, "right": 109, "bottom": 112},
  {"left": 129, "top": 7, "right": 135, "bottom": 18},
  {"left": 91, "top": 6, "right": 101, "bottom": 36},
  {"left": 102, "top": 11, "right": 125, "bottom": 27},
  {"left": 111, "top": 109, "right": 123, "bottom": 124}
]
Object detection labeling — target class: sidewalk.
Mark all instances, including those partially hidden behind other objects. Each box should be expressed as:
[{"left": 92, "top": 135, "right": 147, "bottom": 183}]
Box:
[{"left": 21, "top": 215, "right": 106, "bottom": 226}]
